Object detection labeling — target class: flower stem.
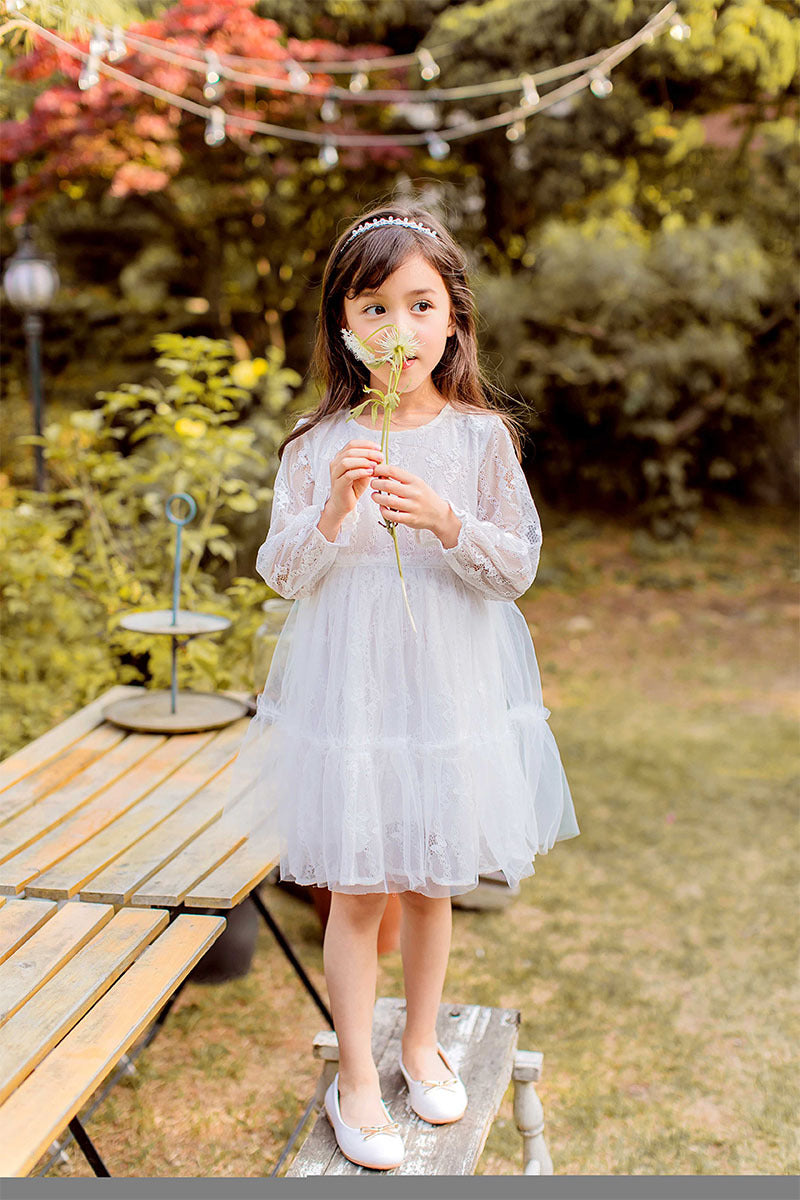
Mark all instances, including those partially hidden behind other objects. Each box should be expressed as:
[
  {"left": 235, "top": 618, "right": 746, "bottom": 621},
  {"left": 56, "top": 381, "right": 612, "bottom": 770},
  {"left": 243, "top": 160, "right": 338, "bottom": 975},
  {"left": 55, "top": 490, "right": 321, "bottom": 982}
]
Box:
[{"left": 381, "top": 355, "right": 417, "bottom": 635}]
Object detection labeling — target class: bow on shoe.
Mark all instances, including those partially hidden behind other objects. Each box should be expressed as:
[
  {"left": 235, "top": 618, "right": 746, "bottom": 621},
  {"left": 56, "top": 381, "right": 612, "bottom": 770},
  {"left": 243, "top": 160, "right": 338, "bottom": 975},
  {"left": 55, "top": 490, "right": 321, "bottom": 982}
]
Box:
[
  {"left": 422, "top": 1078, "right": 460, "bottom": 1093},
  {"left": 360, "top": 1120, "right": 402, "bottom": 1140}
]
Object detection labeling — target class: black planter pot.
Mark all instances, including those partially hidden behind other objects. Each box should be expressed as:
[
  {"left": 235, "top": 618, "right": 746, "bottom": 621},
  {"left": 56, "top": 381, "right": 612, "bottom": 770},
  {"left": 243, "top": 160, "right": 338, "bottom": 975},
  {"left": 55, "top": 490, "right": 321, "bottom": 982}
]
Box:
[{"left": 178, "top": 895, "right": 260, "bottom": 984}]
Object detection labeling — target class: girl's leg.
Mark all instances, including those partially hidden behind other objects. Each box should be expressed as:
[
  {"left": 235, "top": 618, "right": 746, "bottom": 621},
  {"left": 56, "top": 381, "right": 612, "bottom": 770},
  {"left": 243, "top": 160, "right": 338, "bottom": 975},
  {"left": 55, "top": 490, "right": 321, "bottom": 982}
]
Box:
[
  {"left": 323, "top": 890, "right": 390, "bottom": 1126},
  {"left": 397, "top": 891, "right": 455, "bottom": 1081}
]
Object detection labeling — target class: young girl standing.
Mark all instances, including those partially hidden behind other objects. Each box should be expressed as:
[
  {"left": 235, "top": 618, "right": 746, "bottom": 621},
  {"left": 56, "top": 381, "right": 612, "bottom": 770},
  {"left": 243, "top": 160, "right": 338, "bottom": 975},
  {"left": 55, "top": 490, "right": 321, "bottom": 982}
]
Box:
[{"left": 226, "top": 204, "right": 580, "bottom": 1170}]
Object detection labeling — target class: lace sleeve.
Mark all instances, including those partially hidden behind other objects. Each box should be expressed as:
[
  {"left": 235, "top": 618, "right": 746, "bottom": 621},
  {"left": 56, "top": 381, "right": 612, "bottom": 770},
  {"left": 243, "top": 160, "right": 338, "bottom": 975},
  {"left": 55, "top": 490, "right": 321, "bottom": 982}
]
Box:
[
  {"left": 439, "top": 416, "right": 542, "bottom": 602},
  {"left": 255, "top": 421, "right": 355, "bottom": 599}
]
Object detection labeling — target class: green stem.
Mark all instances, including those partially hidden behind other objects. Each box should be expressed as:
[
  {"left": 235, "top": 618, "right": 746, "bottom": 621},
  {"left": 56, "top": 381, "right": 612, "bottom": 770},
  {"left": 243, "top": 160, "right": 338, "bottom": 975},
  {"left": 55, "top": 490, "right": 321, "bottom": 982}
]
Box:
[{"left": 380, "top": 355, "right": 417, "bottom": 635}]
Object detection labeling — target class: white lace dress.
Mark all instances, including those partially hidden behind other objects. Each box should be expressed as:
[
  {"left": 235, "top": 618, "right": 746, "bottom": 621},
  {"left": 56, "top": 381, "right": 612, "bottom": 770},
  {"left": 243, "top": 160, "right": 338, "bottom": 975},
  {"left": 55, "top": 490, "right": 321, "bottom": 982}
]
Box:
[{"left": 224, "top": 402, "right": 580, "bottom": 897}]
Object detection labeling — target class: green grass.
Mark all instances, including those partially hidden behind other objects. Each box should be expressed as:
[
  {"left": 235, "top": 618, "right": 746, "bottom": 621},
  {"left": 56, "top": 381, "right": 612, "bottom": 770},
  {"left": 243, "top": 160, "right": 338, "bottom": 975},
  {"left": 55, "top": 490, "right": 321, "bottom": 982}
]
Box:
[{"left": 42, "top": 504, "right": 799, "bottom": 1178}]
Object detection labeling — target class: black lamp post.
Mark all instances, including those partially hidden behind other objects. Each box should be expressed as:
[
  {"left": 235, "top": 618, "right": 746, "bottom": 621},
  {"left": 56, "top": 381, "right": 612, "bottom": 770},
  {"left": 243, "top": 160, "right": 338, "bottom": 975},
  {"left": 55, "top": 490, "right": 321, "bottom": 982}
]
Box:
[{"left": 2, "top": 225, "right": 60, "bottom": 491}]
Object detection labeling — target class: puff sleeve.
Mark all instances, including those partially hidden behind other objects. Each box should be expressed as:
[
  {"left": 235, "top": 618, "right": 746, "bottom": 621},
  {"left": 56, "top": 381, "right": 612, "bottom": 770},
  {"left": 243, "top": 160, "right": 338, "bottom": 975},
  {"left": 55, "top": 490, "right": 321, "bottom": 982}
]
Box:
[
  {"left": 439, "top": 416, "right": 542, "bottom": 602},
  {"left": 256, "top": 420, "right": 356, "bottom": 599}
]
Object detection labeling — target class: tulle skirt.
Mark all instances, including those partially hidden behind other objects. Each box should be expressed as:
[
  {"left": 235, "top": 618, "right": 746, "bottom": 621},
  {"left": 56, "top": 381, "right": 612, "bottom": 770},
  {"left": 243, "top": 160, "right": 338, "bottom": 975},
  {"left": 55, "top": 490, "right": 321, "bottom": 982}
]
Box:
[{"left": 224, "top": 560, "right": 580, "bottom": 898}]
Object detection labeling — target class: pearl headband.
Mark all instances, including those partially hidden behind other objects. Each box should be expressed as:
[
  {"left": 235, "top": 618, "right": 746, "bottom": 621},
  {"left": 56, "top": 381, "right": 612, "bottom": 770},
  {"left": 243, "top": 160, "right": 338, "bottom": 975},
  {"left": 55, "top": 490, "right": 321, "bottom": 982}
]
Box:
[{"left": 342, "top": 215, "right": 440, "bottom": 250}]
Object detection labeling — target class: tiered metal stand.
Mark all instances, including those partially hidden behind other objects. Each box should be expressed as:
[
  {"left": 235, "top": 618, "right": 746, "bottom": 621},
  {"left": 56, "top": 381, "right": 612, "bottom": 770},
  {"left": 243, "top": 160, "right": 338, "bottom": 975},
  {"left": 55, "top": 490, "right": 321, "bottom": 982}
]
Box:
[{"left": 103, "top": 492, "right": 249, "bottom": 733}]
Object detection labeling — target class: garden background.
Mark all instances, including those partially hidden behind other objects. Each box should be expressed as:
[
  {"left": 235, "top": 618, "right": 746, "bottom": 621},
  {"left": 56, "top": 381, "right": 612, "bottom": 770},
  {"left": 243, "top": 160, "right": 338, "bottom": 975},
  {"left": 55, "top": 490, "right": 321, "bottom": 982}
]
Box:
[{"left": 1, "top": 0, "right": 798, "bottom": 1178}]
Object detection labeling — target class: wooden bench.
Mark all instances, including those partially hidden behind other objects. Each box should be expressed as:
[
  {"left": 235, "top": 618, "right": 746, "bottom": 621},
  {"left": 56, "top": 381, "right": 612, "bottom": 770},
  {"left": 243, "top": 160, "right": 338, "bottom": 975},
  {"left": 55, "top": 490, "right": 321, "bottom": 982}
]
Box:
[
  {"left": 285, "top": 997, "right": 553, "bottom": 1177},
  {"left": 0, "top": 898, "right": 225, "bottom": 1177}
]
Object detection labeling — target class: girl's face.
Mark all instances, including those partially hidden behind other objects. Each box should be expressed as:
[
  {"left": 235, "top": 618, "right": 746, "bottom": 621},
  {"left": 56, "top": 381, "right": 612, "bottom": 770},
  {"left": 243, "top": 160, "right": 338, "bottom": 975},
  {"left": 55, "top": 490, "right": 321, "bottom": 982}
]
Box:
[{"left": 342, "top": 252, "right": 456, "bottom": 398}]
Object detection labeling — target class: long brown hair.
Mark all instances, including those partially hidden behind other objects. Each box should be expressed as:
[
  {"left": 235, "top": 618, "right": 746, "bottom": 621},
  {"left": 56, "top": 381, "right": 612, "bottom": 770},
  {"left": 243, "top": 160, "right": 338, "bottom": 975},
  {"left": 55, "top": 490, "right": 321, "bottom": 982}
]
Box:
[{"left": 278, "top": 202, "right": 525, "bottom": 461}]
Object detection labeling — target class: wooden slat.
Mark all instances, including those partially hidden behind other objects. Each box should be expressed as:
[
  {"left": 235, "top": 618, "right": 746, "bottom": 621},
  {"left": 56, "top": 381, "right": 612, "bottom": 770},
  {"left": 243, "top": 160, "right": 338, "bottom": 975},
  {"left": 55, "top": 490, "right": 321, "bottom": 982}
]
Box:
[
  {"left": 0, "top": 733, "right": 166, "bottom": 873},
  {"left": 0, "top": 732, "right": 217, "bottom": 898},
  {"left": 79, "top": 783, "right": 230, "bottom": 906},
  {"left": 25, "top": 720, "right": 247, "bottom": 901},
  {"left": 0, "top": 685, "right": 139, "bottom": 792},
  {"left": 287, "top": 1000, "right": 520, "bottom": 1177},
  {"left": 0, "top": 902, "right": 114, "bottom": 1026},
  {"left": 0, "top": 726, "right": 126, "bottom": 828},
  {"left": 130, "top": 815, "right": 246, "bottom": 907},
  {"left": 0, "top": 912, "right": 225, "bottom": 1177},
  {"left": 0, "top": 907, "right": 168, "bottom": 1104},
  {"left": 184, "top": 837, "right": 279, "bottom": 908},
  {"left": 0, "top": 898, "right": 58, "bottom": 965}
]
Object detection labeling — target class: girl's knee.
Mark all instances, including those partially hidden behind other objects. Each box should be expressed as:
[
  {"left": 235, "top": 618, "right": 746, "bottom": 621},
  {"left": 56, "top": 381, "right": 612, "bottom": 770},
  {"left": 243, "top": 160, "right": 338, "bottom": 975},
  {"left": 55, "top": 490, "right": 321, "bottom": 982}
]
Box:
[
  {"left": 398, "top": 890, "right": 451, "bottom": 914},
  {"left": 330, "top": 890, "right": 388, "bottom": 925}
]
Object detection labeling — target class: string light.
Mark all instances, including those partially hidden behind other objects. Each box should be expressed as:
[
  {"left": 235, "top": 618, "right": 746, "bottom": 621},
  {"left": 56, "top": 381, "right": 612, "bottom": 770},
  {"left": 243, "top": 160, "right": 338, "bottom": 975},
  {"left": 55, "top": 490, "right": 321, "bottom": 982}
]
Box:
[
  {"left": 426, "top": 132, "right": 450, "bottom": 160},
  {"left": 511, "top": 144, "right": 532, "bottom": 171},
  {"left": 107, "top": 24, "right": 127, "bottom": 63},
  {"left": 204, "top": 105, "right": 225, "bottom": 146},
  {"left": 286, "top": 60, "right": 311, "bottom": 88},
  {"left": 668, "top": 14, "right": 692, "bottom": 39},
  {"left": 204, "top": 49, "right": 224, "bottom": 102},
  {"left": 1, "top": 3, "right": 685, "bottom": 156},
  {"left": 589, "top": 69, "right": 613, "bottom": 98},
  {"left": 318, "top": 140, "right": 339, "bottom": 168},
  {"left": 43, "top": 7, "right": 685, "bottom": 109},
  {"left": 89, "top": 23, "right": 108, "bottom": 57},
  {"left": 417, "top": 48, "right": 440, "bottom": 81},
  {"left": 521, "top": 73, "right": 540, "bottom": 107},
  {"left": 320, "top": 97, "right": 341, "bottom": 122},
  {"left": 506, "top": 119, "right": 526, "bottom": 142},
  {"left": 78, "top": 52, "right": 100, "bottom": 90},
  {"left": 349, "top": 70, "right": 369, "bottom": 93},
  {"left": 116, "top": 26, "right": 461, "bottom": 76}
]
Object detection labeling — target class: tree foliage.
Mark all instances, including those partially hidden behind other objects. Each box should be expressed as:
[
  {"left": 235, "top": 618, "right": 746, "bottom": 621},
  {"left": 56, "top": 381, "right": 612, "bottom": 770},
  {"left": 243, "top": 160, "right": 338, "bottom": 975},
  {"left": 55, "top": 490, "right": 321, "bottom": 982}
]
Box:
[{"left": 1, "top": 0, "right": 797, "bottom": 534}]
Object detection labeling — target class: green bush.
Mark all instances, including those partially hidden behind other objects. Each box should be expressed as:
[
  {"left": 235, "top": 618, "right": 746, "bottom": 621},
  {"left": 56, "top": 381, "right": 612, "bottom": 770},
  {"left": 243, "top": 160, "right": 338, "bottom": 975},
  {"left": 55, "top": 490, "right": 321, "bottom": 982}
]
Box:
[{"left": 1, "top": 333, "right": 300, "bottom": 759}]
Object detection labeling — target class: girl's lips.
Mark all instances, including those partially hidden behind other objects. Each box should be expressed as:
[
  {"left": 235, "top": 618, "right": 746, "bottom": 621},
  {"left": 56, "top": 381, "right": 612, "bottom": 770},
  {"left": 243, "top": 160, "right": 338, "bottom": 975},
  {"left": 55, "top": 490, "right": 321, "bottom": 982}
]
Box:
[{"left": 401, "top": 357, "right": 417, "bottom": 371}]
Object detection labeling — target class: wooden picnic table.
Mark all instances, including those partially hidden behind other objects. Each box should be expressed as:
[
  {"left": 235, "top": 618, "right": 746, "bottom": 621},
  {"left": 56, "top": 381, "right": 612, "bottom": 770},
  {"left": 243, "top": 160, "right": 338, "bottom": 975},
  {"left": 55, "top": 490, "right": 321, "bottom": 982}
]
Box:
[
  {"left": 0, "top": 683, "right": 335, "bottom": 1176},
  {"left": 0, "top": 684, "right": 272, "bottom": 911},
  {"left": 0, "top": 897, "right": 225, "bottom": 1177}
]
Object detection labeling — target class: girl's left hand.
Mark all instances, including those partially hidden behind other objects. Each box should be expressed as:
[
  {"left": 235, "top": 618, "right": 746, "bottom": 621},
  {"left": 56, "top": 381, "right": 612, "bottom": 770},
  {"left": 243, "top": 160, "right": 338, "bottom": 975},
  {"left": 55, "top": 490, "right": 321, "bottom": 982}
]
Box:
[{"left": 369, "top": 462, "right": 449, "bottom": 533}]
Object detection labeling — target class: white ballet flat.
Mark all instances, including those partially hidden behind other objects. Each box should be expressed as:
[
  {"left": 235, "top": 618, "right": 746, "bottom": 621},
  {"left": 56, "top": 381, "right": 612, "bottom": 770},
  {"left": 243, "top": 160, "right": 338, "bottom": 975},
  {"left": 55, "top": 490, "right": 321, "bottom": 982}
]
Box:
[
  {"left": 398, "top": 1042, "right": 468, "bottom": 1125},
  {"left": 324, "top": 1073, "right": 405, "bottom": 1170}
]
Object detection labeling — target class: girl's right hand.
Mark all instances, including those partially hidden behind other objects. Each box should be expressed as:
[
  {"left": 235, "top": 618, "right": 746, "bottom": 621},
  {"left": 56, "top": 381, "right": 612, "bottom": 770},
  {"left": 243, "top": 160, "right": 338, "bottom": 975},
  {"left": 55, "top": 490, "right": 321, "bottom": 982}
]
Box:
[{"left": 326, "top": 439, "right": 385, "bottom": 519}]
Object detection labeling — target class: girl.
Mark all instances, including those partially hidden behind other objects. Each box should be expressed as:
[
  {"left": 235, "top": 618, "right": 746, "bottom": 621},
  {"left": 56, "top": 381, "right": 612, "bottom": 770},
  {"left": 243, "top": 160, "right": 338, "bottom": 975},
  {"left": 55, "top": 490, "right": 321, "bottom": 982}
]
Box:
[{"left": 226, "top": 203, "right": 580, "bottom": 1171}]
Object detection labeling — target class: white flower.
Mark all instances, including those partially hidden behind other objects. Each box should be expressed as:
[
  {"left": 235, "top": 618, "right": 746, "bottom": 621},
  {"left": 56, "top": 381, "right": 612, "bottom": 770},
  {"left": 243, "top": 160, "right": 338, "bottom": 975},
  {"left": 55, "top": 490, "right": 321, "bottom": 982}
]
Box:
[
  {"left": 375, "top": 325, "right": 421, "bottom": 363},
  {"left": 340, "top": 327, "right": 381, "bottom": 366}
]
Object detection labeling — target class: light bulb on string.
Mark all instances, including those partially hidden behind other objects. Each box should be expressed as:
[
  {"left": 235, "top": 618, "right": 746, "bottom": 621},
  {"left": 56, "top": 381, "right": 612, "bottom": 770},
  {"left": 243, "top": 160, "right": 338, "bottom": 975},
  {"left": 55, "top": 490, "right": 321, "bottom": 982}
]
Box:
[
  {"left": 4, "top": 0, "right": 26, "bottom": 11},
  {"left": 204, "top": 50, "right": 224, "bottom": 102},
  {"left": 417, "top": 48, "right": 440, "bottom": 81},
  {"left": 589, "top": 69, "right": 613, "bottom": 98},
  {"left": 392, "top": 101, "right": 440, "bottom": 130},
  {"left": 511, "top": 144, "right": 532, "bottom": 171},
  {"left": 506, "top": 119, "right": 526, "bottom": 142},
  {"left": 520, "top": 73, "right": 540, "bottom": 107},
  {"left": 318, "top": 140, "right": 339, "bottom": 168},
  {"left": 78, "top": 53, "right": 100, "bottom": 90},
  {"left": 669, "top": 15, "right": 692, "bottom": 40},
  {"left": 426, "top": 132, "right": 450, "bottom": 160},
  {"left": 107, "top": 25, "right": 127, "bottom": 63},
  {"left": 349, "top": 70, "right": 369, "bottom": 93},
  {"left": 320, "top": 97, "right": 341, "bottom": 123},
  {"left": 89, "top": 24, "right": 108, "bottom": 57},
  {"left": 287, "top": 60, "right": 310, "bottom": 89},
  {"left": 204, "top": 106, "right": 226, "bottom": 146}
]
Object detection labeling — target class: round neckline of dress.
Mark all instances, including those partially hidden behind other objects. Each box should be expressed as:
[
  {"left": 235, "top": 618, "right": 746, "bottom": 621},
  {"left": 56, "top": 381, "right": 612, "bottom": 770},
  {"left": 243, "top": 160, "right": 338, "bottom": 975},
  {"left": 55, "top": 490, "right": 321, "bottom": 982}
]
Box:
[{"left": 346, "top": 401, "right": 450, "bottom": 435}]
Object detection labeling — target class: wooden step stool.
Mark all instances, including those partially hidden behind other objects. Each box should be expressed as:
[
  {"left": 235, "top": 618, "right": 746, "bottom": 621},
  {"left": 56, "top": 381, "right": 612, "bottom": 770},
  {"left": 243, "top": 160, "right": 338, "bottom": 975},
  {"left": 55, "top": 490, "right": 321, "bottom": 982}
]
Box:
[{"left": 285, "top": 997, "right": 553, "bottom": 1177}]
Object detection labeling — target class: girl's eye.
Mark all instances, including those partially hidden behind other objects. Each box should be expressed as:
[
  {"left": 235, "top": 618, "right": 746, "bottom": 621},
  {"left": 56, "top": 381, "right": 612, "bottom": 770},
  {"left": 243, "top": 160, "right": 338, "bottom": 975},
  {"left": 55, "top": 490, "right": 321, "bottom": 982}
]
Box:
[
  {"left": 412, "top": 300, "right": 433, "bottom": 312},
  {"left": 363, "top": 304, "right": 385, "bottom": 315}
]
